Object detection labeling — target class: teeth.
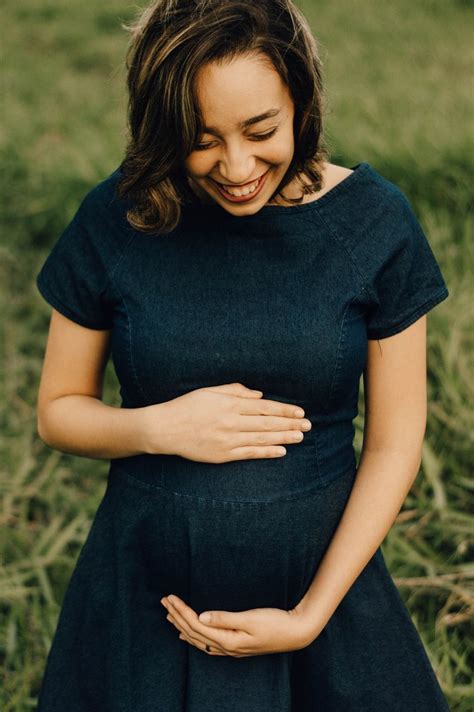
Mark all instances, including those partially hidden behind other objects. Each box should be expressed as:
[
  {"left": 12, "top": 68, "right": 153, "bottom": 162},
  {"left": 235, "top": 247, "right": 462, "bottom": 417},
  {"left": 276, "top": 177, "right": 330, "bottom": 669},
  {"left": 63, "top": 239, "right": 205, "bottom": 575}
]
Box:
[{"left": 221, "top": 177, "right": 260, "bottom": 197}]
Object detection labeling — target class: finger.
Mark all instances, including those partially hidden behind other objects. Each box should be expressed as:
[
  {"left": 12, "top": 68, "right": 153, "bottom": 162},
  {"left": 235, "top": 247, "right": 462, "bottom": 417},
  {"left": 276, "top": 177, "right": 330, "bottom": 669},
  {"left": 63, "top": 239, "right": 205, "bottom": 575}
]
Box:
[
  {"left": 165, "top": 611, "right": 184, "bottom": 634},
  {"left": 179, "top": 632, "right": 227, "bottom": 656},
  {"left": 198, "top": 609, "right": 254, "bottom": 633},
  {"left": 237, "top": 414, "right": 312, "bottom": 433},
  {"left": 168, "top": 611, "right": 219, "bottom": 652},
  {"left": 234, "top": 429, "right": 305, "bottom": 448},
  {"left": 164, "top": 598, "right": 230, "bottom": 651},
  {"left": 165, "top": 597, "right": 252, "bottom": 653},
  {"left": 165, "top": 608, "right": 203, "bottom": 645},
  {"left": 175, "top": 615, "right": 252, "bottom": 658},
  {"left": 164, "top": 598, "right": 205, "bottom": 639},
  {"left": 237, "top": 399, "right": 305, "bottom": 419}
]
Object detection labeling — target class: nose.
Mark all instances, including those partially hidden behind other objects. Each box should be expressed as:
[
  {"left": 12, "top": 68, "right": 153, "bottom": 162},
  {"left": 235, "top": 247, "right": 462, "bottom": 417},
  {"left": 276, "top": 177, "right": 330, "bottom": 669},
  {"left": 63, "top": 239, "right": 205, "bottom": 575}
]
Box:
[{"left": 218, "top": 143, "right": 257, "bottom": 186}]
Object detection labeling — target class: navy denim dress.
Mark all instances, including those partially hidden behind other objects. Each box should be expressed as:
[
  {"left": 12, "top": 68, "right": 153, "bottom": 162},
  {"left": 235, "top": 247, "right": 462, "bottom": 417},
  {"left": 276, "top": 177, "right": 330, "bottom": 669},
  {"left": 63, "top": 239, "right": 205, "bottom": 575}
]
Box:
[{"left": 35, "top": 162, "right": 451, "bottom": 711}]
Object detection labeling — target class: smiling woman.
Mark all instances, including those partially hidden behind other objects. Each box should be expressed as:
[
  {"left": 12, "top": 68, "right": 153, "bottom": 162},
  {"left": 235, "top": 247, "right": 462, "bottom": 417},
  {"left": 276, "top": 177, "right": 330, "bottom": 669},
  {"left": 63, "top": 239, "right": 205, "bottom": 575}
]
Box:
[
  {"left": 183, "top": 55, "right": 298, "bottom": 211},
  {"left": 34, "top": 1, "right": 451, "bottom": 711},
  {"left": 115, "top": 0, "right": 330, "bottom": 231}
]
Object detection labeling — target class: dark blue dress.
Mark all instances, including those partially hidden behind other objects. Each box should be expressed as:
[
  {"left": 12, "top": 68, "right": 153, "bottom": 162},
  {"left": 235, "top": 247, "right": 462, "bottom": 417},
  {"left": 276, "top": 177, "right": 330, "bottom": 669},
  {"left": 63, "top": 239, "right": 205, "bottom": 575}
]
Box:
[{"left": 35, "top": 162, "right": 450, "bottom": 711}]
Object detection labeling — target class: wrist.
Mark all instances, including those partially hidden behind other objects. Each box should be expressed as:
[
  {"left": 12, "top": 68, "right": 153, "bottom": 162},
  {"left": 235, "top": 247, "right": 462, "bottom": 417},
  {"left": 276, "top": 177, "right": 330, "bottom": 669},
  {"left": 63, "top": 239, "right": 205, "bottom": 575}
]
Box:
[
  {"left": 294, "top": 596, "right": 328, "bottom": 643},
  {"left": 138, "top": 402, "right": 175, "bottom": 456}
]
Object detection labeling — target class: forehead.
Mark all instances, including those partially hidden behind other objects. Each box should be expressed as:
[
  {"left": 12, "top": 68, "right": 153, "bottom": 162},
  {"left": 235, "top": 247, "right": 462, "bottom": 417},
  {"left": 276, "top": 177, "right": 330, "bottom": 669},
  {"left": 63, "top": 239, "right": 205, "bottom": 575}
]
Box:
[{"left": 195, "top": 53, "right": 292, "bottom": 128}]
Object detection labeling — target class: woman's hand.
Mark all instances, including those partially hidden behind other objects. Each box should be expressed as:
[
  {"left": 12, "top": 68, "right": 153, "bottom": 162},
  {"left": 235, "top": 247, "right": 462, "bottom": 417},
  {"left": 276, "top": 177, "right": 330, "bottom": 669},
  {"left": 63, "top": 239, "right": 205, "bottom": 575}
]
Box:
[
  {"left": 160, "top": 595, "right": 316, "bottom": 657},
  {"left": 142, "top": 382, "right": 312, "bottom": 463}
]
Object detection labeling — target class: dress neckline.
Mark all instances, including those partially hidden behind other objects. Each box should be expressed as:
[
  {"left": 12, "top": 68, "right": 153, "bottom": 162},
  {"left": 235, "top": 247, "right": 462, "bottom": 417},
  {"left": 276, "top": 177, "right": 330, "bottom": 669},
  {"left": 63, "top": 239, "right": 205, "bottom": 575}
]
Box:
[{"left": 185, "top": 162, "right": 372, "bottom": 219}]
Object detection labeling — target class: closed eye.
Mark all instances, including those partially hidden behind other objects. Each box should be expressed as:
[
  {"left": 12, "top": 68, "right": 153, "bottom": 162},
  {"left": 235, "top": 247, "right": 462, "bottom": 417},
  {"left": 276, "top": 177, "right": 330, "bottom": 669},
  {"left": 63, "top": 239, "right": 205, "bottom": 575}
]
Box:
[{"left": 194, "top": 127, "right": 278, "bottom": 151}]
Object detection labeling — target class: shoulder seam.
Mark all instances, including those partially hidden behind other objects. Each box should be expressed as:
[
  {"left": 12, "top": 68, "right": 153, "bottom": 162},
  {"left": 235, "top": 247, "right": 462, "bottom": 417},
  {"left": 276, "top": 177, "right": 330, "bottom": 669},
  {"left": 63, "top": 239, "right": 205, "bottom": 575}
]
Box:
[
  {"left": 77, "top": 195, "right": 137, "bottom": 300},
  {"left": 99, "top": 183, "right": 138, "bottom": 292},
  {"left": 295, "top": 210, "right": 375, "bottom": 300},
  {"left": 104, "top": 226, "right": 136, "bottom": 299},
  {"left": 309, "top": 181, "right": 411, "bottom": 304}
]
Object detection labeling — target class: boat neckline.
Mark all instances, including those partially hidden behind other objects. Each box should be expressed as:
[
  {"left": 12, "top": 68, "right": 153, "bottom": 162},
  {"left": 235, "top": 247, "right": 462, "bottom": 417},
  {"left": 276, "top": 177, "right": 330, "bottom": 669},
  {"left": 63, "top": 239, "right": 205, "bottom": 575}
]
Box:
[{"left": 184, "top": 162, "right": 373, "bottom": 218}]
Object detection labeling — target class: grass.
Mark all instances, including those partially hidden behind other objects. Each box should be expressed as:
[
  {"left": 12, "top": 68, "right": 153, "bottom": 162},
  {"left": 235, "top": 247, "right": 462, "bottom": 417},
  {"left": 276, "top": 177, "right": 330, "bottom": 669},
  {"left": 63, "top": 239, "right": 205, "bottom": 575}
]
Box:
[{"left": 1, "top": 0, "right": 473, "bottom": 709}]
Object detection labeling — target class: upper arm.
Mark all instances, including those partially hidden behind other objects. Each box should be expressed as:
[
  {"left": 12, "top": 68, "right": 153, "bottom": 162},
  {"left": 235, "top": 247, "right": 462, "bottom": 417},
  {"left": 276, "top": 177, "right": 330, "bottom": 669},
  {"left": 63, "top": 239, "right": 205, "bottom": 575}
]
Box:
[
  {"left": 362, "top": 315, "right": 428, "bottom": 455},
  {"left": 37, "top": 308, "right": 111, "bottom": 425}
]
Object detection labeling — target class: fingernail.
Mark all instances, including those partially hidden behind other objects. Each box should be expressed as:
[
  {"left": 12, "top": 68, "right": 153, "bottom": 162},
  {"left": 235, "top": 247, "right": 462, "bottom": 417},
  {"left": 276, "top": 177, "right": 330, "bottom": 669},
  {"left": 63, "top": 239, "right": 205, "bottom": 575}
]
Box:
[{"left": 199, "top": 612, "right": 211, "bottom": 623}]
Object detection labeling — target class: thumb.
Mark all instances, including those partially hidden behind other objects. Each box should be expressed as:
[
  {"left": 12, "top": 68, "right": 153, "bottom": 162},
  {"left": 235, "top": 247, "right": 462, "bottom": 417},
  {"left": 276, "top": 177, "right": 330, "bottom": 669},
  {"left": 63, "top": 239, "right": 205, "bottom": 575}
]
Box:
[{"left": 198, "top": 610, "right": 247, "bottom": 629}]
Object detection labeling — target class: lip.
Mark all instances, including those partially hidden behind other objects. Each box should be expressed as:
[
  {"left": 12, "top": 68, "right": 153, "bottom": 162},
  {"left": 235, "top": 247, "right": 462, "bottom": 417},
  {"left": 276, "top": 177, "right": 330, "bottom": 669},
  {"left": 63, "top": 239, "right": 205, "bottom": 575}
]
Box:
[{"left": 209, "top": 169, "right": 271, "bottom": 204}]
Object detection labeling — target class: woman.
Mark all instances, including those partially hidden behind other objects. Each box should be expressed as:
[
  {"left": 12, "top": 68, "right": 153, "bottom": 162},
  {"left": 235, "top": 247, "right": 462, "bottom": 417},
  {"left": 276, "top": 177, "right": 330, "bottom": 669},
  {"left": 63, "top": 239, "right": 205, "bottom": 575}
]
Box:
[{"left": 35, "top": 1, "right": 451, "bottom": 710}]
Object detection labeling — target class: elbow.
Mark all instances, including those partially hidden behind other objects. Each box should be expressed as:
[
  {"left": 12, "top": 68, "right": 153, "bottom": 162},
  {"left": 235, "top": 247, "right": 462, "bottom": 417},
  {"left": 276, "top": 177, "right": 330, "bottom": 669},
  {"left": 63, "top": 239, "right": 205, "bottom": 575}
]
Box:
[
  {"left": 360, "top": 441, "right": 424, "bottom": 478},
  {"left": 36, "top": 396, "right": 60, "bottom": 447},
  {"left": 37, "top": 401, "right": 56, "bottom": 447},
  {"left": 362, "top": 415, "right": 427, "bottom": 466},
  {"left": 37, "top": 414, "right": 52, "bottom": 447}
]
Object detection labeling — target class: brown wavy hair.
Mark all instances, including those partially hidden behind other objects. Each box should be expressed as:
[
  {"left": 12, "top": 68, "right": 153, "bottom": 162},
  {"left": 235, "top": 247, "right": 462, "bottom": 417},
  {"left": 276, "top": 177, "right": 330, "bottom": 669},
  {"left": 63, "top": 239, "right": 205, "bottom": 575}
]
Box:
[{"left": 116, "top": 0, "right": 331, "bottom": 234}]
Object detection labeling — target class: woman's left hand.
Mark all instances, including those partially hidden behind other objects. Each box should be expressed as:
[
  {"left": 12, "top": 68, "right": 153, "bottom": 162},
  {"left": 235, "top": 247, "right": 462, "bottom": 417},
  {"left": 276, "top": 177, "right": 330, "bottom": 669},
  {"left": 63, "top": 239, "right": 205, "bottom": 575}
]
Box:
[{"left": 160, "top": 595, "right": 316, "bottom": 657}]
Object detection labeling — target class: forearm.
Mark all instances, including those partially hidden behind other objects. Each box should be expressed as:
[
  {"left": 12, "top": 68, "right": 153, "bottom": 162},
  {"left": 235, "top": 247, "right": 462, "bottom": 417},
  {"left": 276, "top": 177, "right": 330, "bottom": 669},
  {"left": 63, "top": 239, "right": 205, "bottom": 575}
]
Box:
[
  {"left": 37, "top": 395, "right": 160, "bottom": 460},
  {"left": 297, "top": 446, "right": 423, "bottom": 639}
]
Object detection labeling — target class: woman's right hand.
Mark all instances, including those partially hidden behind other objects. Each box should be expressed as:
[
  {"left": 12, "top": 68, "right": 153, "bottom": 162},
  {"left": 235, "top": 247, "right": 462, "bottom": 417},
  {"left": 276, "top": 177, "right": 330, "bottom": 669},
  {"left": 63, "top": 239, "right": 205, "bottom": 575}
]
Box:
[{"left": 142, "top": 382, "right": 312, "bottom": 463}]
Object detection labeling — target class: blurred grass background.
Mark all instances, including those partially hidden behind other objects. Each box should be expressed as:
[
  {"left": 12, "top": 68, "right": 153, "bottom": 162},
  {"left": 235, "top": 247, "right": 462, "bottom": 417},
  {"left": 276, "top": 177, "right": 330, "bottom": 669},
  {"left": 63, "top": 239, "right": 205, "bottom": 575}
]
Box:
[{"left": 1, "top": 0, "right": 473, "bottom": 709}]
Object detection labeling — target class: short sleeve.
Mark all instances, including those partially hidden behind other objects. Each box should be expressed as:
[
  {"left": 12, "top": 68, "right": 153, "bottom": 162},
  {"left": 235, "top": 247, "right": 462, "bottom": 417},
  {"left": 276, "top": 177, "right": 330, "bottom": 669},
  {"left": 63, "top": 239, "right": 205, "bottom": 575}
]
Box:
[
  {"left": 364, "top": 192, "right": 449, "bottom": 340},
  {"left": 36, "top": 188, "right": 116, "bottom": 330}
]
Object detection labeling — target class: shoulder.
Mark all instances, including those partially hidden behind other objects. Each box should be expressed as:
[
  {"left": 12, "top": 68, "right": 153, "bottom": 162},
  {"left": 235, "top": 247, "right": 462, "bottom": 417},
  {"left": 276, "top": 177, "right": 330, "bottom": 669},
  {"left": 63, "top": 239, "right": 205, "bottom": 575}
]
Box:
[
  {"left": 68, "top": 166, "right": 136, "bottom": 263},
  {"left": 50, "top": 166, "right": 134, "bottom": 272},
  {"left": 303, "top": 161, "right": 411, "bottom": 218},
  {"left": 315, "top": 162, "right": 436, "bottom": 284},
  {"left": 75, "top": 166, "right": 129, "bottom": 227},
  {"left": 318, "top": 161, "right": 419, "bottom": 235}
]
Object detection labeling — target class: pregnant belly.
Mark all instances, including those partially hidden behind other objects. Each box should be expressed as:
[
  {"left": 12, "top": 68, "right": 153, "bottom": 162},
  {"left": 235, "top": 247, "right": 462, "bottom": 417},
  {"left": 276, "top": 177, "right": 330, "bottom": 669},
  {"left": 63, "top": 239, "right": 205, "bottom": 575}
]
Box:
[
  {"left": 110, "top": 423, "right": 357, "bottom": 502},
  {"left": 99, "top": 465, "right": 357, "bottom": 614}
]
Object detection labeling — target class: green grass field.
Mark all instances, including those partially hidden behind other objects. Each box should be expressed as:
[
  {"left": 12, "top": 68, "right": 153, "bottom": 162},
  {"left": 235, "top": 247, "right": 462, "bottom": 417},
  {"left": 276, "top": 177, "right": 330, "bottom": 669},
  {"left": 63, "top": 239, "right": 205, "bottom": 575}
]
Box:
[{"left": 1, "top": 0, "right": 473, "bottom": 708}]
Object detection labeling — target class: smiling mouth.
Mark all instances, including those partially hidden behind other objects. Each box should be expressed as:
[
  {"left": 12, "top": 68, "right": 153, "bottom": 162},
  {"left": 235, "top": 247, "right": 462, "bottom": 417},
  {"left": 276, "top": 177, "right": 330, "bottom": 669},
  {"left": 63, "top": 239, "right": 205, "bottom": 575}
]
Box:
[
  {"left": 210, "top": 168, "right": 271, "bottom": 204},
  {"left": 213, "top": 169, "right": 270, "bottom": 188}
]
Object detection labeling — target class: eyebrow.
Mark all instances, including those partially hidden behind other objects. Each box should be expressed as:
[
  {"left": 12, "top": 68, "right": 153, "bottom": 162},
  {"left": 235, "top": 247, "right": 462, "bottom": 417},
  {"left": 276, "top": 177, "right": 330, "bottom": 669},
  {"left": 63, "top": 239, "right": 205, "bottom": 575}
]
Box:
[{"left": 202, "top": 108, "right": 281, "bottom": 135}]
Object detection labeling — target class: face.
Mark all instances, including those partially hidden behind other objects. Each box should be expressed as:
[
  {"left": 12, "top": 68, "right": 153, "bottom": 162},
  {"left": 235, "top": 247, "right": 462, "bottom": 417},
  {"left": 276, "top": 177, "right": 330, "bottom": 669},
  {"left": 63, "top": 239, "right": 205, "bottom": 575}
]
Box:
[{"left": 184, "top": 52, "right": 296, "bottom": 215}]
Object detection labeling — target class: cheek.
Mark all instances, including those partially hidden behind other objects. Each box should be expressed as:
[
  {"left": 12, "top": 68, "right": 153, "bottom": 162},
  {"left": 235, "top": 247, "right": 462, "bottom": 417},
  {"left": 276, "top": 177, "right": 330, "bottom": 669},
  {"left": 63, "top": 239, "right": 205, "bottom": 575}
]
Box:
[
  {"left": 264, "top": 129, "right": 295, "bottom": 166},
  {"left": 184, "top": 155, "right": 213, "bottom": 179},
  {"left": 268, "top": 141, "right": 294, "bottom": 165}
]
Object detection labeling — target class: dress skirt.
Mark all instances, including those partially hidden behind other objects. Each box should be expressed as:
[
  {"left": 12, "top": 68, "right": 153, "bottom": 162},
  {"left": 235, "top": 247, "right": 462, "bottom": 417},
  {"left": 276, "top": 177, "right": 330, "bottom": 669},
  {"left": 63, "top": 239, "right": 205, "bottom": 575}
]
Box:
[{"left": 36, "top": 466, "right": 449, "bottom": 712}]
